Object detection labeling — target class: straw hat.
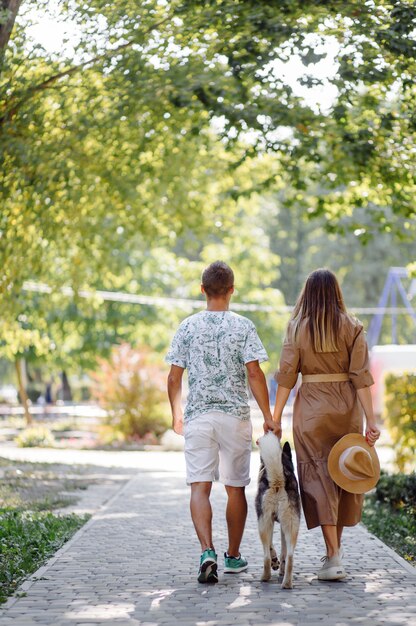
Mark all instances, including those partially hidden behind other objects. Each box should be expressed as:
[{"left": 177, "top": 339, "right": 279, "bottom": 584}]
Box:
[{"left": 328, "top": 433, "right": 380, "bottom": 494}]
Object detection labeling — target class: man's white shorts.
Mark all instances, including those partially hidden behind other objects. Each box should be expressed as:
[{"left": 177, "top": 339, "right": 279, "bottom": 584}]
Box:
[{"left": 184, "top": 411, "right": 252, "bottom": 487}]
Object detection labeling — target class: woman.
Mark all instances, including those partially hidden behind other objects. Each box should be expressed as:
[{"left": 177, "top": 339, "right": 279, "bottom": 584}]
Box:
[{"left": 273, "top": 268, "right": 380, "bottom": 581}]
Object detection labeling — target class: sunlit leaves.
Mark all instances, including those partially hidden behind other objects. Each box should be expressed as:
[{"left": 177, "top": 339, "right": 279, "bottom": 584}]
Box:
[{"left": 1, "top": 0, "right": 416, "bottom": 364}]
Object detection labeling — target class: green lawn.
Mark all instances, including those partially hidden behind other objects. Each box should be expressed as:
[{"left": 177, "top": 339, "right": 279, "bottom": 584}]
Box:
[
  {"left": 0, "top": 509, "right": 88, "bottom": 603},
  {"left": 0, "top": 457, "right": 91, "bottom": 604}
]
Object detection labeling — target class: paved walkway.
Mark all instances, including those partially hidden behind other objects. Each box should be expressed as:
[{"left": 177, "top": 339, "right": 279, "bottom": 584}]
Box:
[{"left": 0, "top": 450, "right": 415, "bottom": 626}]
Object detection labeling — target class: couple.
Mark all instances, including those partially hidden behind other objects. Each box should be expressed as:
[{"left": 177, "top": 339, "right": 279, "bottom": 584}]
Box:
[{"left": 166, "top": 261, "right": 380, "bottom": 584}]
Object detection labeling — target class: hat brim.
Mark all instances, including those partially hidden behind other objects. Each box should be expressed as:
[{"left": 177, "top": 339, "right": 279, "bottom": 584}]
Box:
[{"left": 328, "top": 433, "right": 380, "bottom": 494}]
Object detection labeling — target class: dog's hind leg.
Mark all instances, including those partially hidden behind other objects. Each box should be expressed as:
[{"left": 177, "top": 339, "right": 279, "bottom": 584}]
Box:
[
  {"left": 259, "top": 515, "right": 274, "bottom": 582},
  {"left": 281, "top": 540, "right": 293, "bottom": 589},
  {"left": 271, "top": 545, "right": 279, "bottom": 571},
  {"left": 279, "top": 525, "right": 287, "bottom": 578},
  {"left": 281, "top": 519, "right": 299, "bottom": 590}
]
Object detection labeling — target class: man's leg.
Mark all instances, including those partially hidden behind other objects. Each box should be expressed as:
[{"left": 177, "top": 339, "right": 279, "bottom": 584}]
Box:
[
  {"left": 190, "top": 481, "right": 214, "bottom": 551},
  {"left": 225, "top": 485, "right": 247, "bottom": 556},
  {"left": 190, "top": 481, "right": 218, "bottom": 583},
  {"left": 216, "top": 415, "right": 251, "bottom": 569}
]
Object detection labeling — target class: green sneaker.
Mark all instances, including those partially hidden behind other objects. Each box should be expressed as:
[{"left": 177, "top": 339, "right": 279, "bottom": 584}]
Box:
[
  {"left": 224, "top": 552, "right": 248, "bottom": 574},
  {"left": 198, "top": 549, "right": 218, "bottom": 584}
]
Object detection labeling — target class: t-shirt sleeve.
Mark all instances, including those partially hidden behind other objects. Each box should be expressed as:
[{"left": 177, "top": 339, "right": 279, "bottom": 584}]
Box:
[
  {"left": 165, "top": 323, "right": 188, "bottom": 368},
  {"left": 349, "top": 324, "right": 374, "bottom": 389},
  {"left": 274, "top": 339, "right": 300, "bottom": 389},
  {"left": 243, "top": 325, "right": 269, "bottom": 364}
]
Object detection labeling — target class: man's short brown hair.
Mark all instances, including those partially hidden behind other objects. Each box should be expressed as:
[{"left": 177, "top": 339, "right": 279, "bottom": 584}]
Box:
[{"left": 202, "top": 261, "right": 234, "bottom": 297}]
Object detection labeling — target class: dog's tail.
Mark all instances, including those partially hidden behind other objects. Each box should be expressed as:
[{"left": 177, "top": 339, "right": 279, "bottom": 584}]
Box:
[{"left": 259, "top": 432, "right": 285, "bottom": 490}]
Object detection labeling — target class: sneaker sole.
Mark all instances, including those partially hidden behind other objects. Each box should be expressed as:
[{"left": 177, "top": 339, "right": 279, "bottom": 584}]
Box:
[
  {"left": 224, "top": 565, "right": 248, "bottom": 574},
  {"left": 317, "top": 567, "right": 347, "bottom": 581},
  {"left": 198, "top": 561, "right": 218, "bottom": 584}
]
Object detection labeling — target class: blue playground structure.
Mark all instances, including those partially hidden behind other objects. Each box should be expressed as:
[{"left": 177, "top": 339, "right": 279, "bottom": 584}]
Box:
[{"left": 367, "top": 267, "right": 416, "bottom": 348}]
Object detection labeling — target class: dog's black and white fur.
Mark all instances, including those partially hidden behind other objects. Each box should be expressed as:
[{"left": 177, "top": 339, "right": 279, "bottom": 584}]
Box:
[{"left": 255, "top": 432, "right": 301, "bottom": 589}]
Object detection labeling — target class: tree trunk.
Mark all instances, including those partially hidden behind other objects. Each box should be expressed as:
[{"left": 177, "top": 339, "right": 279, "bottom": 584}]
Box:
[
  {"left": 0, "top": 0, "right": 22, "bottom": 52},
  {"left": 15, "top": 357, "right": 32, "bottom": 425},
  {"left": 61, "top": 370, "right": 73, "bottom": 402}
]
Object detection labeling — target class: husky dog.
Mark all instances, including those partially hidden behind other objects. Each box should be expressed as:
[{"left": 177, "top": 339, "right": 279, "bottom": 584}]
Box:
[{"left": 255, "top": 432, "right": 301, "bottom": 589}]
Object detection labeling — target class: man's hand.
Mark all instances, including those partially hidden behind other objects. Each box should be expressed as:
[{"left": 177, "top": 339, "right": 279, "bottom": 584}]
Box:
[
  {"left": 172, "top": 417, "right": 184, "bottom": 436},
  {"left": 263, "top": 419, "right": 282, "bottom": 439},
  {"left": 167, "top": 365, "right": 185, "bottom": 436}
]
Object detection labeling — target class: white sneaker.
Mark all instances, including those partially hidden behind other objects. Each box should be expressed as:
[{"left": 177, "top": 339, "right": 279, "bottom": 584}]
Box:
[{"left": 317, "top": 555, "right": 346, "bottom": 581}]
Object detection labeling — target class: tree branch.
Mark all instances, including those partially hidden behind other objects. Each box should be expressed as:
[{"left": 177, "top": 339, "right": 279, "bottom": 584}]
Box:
[
  {"left": 0, "top": 0, "right": 22, "bottom": 52},
  {"left": 0, "top": 13, "right": 172, "bottom": 124}
]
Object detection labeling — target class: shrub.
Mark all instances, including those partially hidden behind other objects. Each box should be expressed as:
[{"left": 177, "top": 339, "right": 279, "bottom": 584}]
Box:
[
  {"left": 384, "top": 372, "right": 416, "bottom": 471},
  {"left": 15, "top": 426, "right": 55, "bottom": 448},
  {"left": 375, "top": 471, "right": 416, "bottom": 509},
  {"left": 90, "top": 344, "right": 169, "bottom": 440},
  {"left": 362, "top": 471, "right": 416, "bottom": 564}
]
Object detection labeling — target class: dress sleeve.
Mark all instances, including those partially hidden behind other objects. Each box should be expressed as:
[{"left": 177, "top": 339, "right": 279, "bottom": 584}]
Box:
[
  {"left": 274, "top": 339, "right": 300, "bottom": 389},
  {"left": 165, "top": 323, "right": 188, "bottom": 369},
  {"left": 349, "top": 324, "right": 374, "bottom": 389},
  {"left": 243, "top": 325, "right": 269, "bottom": 364}
]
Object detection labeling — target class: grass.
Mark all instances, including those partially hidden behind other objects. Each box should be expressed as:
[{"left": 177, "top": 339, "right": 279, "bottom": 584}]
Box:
[
  {"left": 362, "top": 495, "right": 416, "bottom": 565},
  {"left": 0, "top": 458, "right": 91, "bottom": 511},
  {"left": 0, "top": 509, "right": 88, "bottom": 604},
  {"left": 0, "top": 458, "right": 93, "bottom": 604}
]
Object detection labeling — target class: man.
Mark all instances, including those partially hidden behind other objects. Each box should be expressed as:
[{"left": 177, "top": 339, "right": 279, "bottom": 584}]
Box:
[{"left": 166, "top": 261, "right": 279, "bottom": 584}]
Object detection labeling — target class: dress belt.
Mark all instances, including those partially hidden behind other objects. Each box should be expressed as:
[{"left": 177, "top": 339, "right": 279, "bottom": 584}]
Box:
[{"left": 302, "top": 373, "right": 350, "bottom": 383}]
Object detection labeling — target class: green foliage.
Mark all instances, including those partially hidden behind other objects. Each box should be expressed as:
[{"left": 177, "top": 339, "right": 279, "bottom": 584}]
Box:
[
  {"left": 0, "top": 509, "right": 88, "bottom": 604},
  {"left": 90, "top": 344, "right": 169, "bottom": 439},
  {"left": 1, "top": 1, "right": 416, "bottom": 376},
  {"left": 260, "top": 191, "right": 414, "bottom": 345},
  {"left": 375, "top": 471, "right": 416, "bottom": 509},
  {"left": 384, "top": 372, "right": 416, "bottom": 471},
  {"left": 15, "top": 426, "right": 55, "bottom": 448},
  {"left": 362, "top": 471, "right": 416, "bottom": 564}
]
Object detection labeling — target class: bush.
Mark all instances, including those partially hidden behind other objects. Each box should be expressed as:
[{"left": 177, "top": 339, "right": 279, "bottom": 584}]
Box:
[
  {"left": 375, "top": 471, "right": 416, "bottom": 509},
  {"left": 90, "top": 344, "right": 169, "bottom": 440},
  {"left": 15, "top": 426, "right": 55, "bottom": 448},
  {"left": 362, "top": 471, "right": 416, "bottom": 564},
  {"left": 384, "top": 372, "right": 416, "bottom": 471}
]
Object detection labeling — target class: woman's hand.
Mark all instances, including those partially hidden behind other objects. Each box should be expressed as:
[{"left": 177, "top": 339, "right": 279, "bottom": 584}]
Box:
[{"left": 365, "top": 423, "right": 380, "bottom": 447}]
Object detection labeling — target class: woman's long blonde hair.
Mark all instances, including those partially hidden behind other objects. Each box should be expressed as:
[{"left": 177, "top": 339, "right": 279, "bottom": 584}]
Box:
[{"left": 288, "top": 268, "right": 347, "bottom": 353}]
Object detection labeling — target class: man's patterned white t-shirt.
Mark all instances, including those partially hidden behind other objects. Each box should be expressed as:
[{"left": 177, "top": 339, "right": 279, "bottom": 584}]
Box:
[{"left": 166, "top": 310, "right": 268, "bottom": 422}]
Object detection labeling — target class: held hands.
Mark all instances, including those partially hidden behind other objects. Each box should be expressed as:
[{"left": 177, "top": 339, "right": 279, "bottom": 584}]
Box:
[
  {"left": 263, "top": 418, "right": 282, "bottom": 439},
  {"left": 365, "top": 423, "right": 380, "bottom": 447}
]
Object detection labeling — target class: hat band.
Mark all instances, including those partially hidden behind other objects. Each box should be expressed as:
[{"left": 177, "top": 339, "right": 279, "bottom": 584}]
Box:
[{"left": 338, "top": 446, "right": 371, "bottom": 481}]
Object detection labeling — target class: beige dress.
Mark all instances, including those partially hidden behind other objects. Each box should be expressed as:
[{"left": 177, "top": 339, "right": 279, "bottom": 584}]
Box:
[{"left": 275, "top": 314, "right": 374, "bottom": 530}]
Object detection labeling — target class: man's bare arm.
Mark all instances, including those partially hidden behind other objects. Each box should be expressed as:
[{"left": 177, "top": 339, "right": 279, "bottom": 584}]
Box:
[
  {"left": 246, "top": 360, "right": 281, "bottom": 437},
  {"left": 167, "top": 365, "right": 185, "bottom": 435}
]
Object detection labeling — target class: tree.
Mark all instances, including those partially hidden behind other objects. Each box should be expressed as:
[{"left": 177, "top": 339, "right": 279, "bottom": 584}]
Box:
[
  {"left": 261, "top": 192, "right": 415, "bottom": 342},
  {"left": 0, "top": 0, "right": 22, "bottom": 53},
  {"left": 1, "top": 1, "right": 415, "bottom": 403}
]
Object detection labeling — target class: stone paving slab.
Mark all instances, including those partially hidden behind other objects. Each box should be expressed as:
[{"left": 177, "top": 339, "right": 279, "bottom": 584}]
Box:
[{"left": 0, "top": 452, "right": 415, "bottom": 626}]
